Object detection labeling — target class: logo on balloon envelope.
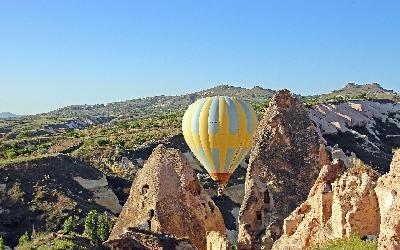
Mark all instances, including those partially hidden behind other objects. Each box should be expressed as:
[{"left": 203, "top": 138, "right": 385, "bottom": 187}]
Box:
[{"left": 182, "top": 96, "right": 257, "bottom": 194}]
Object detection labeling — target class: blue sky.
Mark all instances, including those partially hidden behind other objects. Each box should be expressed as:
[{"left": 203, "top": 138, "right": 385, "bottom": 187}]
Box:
[{"left": 1, "top": 1, "right": 399, "bottom": 115}]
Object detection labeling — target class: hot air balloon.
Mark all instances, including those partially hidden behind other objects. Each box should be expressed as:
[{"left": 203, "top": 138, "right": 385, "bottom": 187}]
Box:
[{"left": 182, "top": 96, "right": 257, "bottom": 195}]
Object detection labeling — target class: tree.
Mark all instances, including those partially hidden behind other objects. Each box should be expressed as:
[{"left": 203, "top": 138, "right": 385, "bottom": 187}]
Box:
[
  {"left": 97, "top": 212, "right": 110, "bottom": 242},
  {"left": 84, "top": 210, "right": 99, "bottom": 244},
  {"left": 18, "top": 231, "right": 30, "bottom": 246},
  {"left": 0, "top": 236, "right": 4, "bottom": 250},
  {"left": 63, "top": 216, "right": 77, "bottom": 234}
]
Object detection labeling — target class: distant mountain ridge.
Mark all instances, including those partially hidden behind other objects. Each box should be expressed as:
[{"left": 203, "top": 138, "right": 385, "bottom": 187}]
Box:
[
  {"left": 47, "top": 85, "right": 275, "bottom": 117},
  {"left": 0, "top": 112, "right": 18, "bottom": 119},
  {"left": 46, "top": 83, "right": 399, "bottom": 117}
]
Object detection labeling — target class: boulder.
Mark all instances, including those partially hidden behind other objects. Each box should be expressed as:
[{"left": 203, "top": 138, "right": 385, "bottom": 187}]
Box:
[
  {"left": 106, "top": 228, "right": 195, "bottom": 250},
  {"left": 109, "top": 145, "right": 226, "bottom": 250},
  {"left": 73, "top": 175, "right": 122, "bottom": 214},
  {"left": 238, "top": 90, "right": 324, "bottom": 249}
]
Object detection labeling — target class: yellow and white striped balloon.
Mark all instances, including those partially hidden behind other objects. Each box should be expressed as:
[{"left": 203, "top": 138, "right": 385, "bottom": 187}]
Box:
[{"left": 182, "top": 96, "right": 257, "bottom": 185}]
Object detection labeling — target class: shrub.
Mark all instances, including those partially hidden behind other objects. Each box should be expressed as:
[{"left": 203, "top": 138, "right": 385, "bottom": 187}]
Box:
[
  {"left": 52, "top": 239, "right": 76, "bottom": 249},
  {"left": 5, "top": 149, "right": 17, "bottom": 159},
  {"left": 84, "top": 210, "right": 98, "bottom": 243},
  {"left": 8, "top": 182, "right": 25, "bottom": 202},
  {"left": 63, "top": 216, "right": 77, "bottom": 234},
  {"left": 18, "top": 231, "right": 30, "bottom": 246},
  {"left": 97, "top": 212, "right": 110, "bottom": 242},
  {"left": 95, "top": 137, "right": 110, "bottom": 146},
  {"left": 312, "top": 235, "right": 377, "bottom": 250},
  {"left": 84, "top": 210, "right": 111, "bottom": 244}
]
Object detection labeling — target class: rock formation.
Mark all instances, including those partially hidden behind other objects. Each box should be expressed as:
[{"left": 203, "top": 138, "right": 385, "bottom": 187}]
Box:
[
  {"left": 106, "top": 228, "right": 195, "bottom": 250},
  {"left": 109, "top": 144, "right": 226, "bottom": 250},
  {"left": 272, "top": 159, "right": 381, "bottom": 249},
  {"left": 272, "top": 160, "right": 344, "bottom": 249},
  {"left": 206, "top": 231, "right": 232, "bottom": 250},
  {"left": 238, "top": 90, "right": 325, "bottom": 249},
  {"left": 309, "top": 100, "right": 400, "bottom": 172},
  {"left": 331, "top": 163, "right": 380, "bottom": 239},
  {"left": 376, "top": 149, "right": 400, "bottom": 249},
  {"left": 73, "top": 175, "right": 122, "bottom": 214}
]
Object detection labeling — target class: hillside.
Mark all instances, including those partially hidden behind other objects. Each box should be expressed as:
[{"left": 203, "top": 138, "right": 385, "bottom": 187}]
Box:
[
  {"left": 321, "top": 82, "right": 400, "bottom": 101},
  {"left": 46, "top": 83, "right": 399, "bottom": 118},
  {"left": 47, "top": 85, "right": 275, "bottom": 117},
  {"left": 0, "top": 154, "right": 123, "bottom": 246}
]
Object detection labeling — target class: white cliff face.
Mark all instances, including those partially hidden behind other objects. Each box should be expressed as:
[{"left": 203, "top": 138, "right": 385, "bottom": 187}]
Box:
[
  {"left": 73, "top": 175, "right": 122, "bottom": 214},
  {"left": 309, "top": 101, "right": 400, "bottom": 136},
  {"left": 308, "top": 101, "right": 400, "bottom": 171}
]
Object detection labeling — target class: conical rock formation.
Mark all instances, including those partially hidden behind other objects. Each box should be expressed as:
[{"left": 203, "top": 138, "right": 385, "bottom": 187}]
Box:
[
  {"left": 238, "top": 90, "right": 325, "bottom": 249},
  {"left": 109, "top": 144, "right": 226, "bottom": 250}
]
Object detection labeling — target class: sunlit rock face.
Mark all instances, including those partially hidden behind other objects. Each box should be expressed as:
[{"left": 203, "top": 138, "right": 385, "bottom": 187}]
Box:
[
  {"left": 109, "top": 144, "right": 226, "bottom": 250},
  {"left": 272, "top": 159, "right": 381, "bottom": 250},
  {"left": 238, "top": 90, "right": 325, "bottom": 249},
  {"left": 376, "top": 149, "right": 400, "bottom": 249}
]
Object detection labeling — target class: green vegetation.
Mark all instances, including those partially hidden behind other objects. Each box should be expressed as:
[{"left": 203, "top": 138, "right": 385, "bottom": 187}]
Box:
[
  {"left": 50, "top": 239, "right": 76, "bottom": 249},
  {"left": 18, "top": 232, "right": 30, "bottom": 246},
  {"left": 14, "top": 232, "right": 94, "bottom": 250},
  {"left": 63, "top": 216, "right": 77, "bottom": 234},
  {"left": 84, "top": 210, "right": 98, "bottom": 243},
  {"left": 312, "top": 235, "right": 377, "bottom": 250},
  {"left": 84, "top": 210, "right": 110, "bottom": 244},
  {"left": 0, "top": 236, "right": 4, "bottom": 250},
  {"left": 97, "top": 212, "right": 110, "bottom": 242},
  {"left": 252, "top": 100, "right": 270, "bottom": 117}
]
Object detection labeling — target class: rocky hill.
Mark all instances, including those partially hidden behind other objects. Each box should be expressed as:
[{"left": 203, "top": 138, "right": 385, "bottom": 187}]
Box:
[
  {"left": 45, "top": 83, "right": 399, "bottom": 118},
  {"left": 47, "top": 85, "right": 275, "bottom": 117},
  {"left": 0, "top": 112, "right": 18, "bottom": 119},
  {"left": 317, "top": 83, "right": 400, "bottom": 102}
]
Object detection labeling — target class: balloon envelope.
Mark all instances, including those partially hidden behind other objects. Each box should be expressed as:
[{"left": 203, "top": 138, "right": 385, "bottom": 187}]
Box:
[{"left": 182, "top": 96, "right": 257, "bottom": 185}]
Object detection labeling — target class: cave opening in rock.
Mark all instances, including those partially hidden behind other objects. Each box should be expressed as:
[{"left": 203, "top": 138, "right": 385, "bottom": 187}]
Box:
[
  {"left": 141, "top": 184, "right": 149, "bottom": 194},
  {"left": 256, "top": 211, "right": 262, "bottom": 221},
  {"left": 208, "top": 201, "right": 215, "bottom": 213},
  {"left": 264, "top": 190, "right": 270, "bottom": 204},
  {"left": 149, "top": 209, "right": 155, "bottom": 218}
]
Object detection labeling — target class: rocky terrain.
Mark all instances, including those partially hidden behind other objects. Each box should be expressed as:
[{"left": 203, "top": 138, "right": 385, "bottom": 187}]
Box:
[
  {"left": 310, "top": 100, "right": 400, "bottom": 171},
  {"left": 272, "top": 149, "right": 400, "bottom": 250},
  {"left": 0, "top": 83, "right": 399, "bottom": 248}
]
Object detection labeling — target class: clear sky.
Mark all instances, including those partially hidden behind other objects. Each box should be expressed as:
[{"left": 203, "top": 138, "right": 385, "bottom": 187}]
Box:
[{"left": 1, "top": 1, "right": 399, "bottom": 115}]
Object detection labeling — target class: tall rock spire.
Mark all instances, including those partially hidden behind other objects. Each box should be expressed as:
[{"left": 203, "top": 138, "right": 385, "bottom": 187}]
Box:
[{"left": 238, "top": 90, "right": 325, "bottom": 249}]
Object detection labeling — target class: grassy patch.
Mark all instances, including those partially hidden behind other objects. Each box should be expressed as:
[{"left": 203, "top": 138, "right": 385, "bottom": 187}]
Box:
[{"left": 311, "top": 235, "right": 377, "bottom": 250}]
